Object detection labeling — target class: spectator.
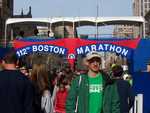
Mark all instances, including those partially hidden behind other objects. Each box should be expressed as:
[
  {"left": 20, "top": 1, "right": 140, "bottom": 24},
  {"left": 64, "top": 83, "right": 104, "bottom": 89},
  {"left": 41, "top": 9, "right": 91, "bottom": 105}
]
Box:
[
  {"left": 66, "top": 51, "right": 120, "bottom": 113},
  {"left": 20, "top": 66, "right": 29, "bottom": 77},
  {"left": 48, "top": 31, "right": 50, "bottom": 37},
  {"left": 19, "top": 30, "right": 25, "bottom": 38},
  {"left": 112, "top": 64, "right": 135, "bottom": 113},
  {"left": 54, "top": 82, "right": 68, "bottom": 113},
  {"left": 0, "top": 48, "right": 34, "bottom": 113},
  {"left": 31, "top": 63, "right": 53, "bottom": 113},
  {"left": 34, "top": 28, "right": 39, "bottom": 36},
  {"left": 16, "top": 30, "right": 25, "bottom": 39}
]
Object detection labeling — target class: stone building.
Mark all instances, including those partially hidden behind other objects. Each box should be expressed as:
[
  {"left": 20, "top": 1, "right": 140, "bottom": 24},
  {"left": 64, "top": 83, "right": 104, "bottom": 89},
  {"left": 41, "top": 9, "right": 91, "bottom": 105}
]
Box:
[
  {"left": 0, "top": 0, "right": 13, "bottom": 42},
  {"left": 145, "top": 10, "right": 150, "bottom": 36},
  {"left": 133, "top": 0, "right": 150, "bottom": 37},
  {"left": 113, "top": 25, "right": 134, "bottom": 38},
  {"left": 11, "top": 6, "right": 35, "bottom": 39},
  {"left": 0, "top": 0, "right": 34, "bottom": 44}
]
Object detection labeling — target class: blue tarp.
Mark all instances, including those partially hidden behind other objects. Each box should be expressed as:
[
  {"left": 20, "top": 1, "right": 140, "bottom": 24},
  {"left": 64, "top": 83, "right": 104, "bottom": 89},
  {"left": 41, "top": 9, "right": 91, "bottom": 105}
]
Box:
[
  {"left": 133, "top": 39, "right": 150, "bottom": 72},
  {"left": 133, "top": 72, "right": 150, "bottom": 113},
  {"left": 0, "top": 47, "right": 7, "bottom": 60},
  {"left": 0, "top": 47, "right": 12, "bottom": 60}
]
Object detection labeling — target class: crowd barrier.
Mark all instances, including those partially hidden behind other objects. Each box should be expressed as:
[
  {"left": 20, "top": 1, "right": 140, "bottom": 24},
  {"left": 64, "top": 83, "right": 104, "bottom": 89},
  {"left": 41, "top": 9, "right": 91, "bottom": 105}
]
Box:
[{"left": 130, "top": 94, "right": 143, "bottom": 113}]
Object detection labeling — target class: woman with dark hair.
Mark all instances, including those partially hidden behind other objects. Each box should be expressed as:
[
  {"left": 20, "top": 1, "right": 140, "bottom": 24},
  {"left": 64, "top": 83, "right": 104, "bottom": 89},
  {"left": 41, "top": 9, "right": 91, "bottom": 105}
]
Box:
[
  {"left": 31, "top": 63, "right": 53, "bottom": 113},
  {"left": 53, "top": 79, "right": 68, "bottom": 113}
]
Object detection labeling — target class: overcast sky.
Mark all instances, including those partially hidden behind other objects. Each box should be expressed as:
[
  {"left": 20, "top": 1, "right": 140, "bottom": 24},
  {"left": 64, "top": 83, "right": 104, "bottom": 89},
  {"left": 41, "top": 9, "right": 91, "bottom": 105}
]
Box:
[{"left": 14, "top": 0, "right": 133, "bottom": 35}]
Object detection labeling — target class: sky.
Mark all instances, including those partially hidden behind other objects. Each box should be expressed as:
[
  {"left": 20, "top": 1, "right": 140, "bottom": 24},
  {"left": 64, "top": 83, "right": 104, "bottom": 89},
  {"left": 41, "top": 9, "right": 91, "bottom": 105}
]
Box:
[{"left": 14, "top": 0, "right": 133, "bottom": 35}]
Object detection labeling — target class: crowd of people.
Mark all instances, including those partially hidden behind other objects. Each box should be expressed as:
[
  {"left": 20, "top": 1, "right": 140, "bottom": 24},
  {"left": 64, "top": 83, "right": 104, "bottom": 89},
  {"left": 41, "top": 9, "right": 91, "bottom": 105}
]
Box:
[
  {"left": 0, "top": 48, "right": 135, "bottom": 113},
  {"left": 16, "top": 28, "right": 53, "bottom": 39}
]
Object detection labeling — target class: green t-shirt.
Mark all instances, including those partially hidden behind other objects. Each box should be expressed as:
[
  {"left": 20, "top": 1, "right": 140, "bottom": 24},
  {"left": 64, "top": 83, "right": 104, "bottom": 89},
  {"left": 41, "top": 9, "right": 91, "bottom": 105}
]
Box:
[{"left": 88, "top": 73, "right": 103, "bottom": 113}]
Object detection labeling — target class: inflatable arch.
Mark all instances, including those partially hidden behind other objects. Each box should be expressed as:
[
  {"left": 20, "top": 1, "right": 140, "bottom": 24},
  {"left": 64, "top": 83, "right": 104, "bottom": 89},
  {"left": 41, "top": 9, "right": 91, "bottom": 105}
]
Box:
[{"left": 12, "top": 37, "right": 141, "bottom": 70}]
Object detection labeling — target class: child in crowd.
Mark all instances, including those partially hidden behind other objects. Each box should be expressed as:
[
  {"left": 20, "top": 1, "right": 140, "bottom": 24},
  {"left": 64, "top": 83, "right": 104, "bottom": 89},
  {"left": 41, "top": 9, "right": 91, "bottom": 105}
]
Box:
[
  {"left": 20, "top": 66, "right": 29, "bottom": 77},
  {"left": 54, "top": 82, "right": 68, "bottom": 113}
]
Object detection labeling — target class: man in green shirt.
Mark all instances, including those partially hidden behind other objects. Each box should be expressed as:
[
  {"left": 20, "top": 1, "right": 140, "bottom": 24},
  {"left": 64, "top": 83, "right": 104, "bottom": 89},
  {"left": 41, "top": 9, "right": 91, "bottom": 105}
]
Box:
[{"left": 66, "top": 51, "right": 120, "bottom": 113}]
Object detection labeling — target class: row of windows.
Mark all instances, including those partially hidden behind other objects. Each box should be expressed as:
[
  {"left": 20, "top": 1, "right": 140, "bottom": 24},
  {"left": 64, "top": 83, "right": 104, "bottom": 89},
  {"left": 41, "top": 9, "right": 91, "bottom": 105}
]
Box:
[
  {"left": 0, "top": 0, "right": 2, "bottom": 7},
  {"left": 145, "top": 0, "right": 150, "bottom": 2},
  {"left": 144, "top": 3, "right": 150, "bottom": 9},
  {"left": 0, "top": 8, "right": 1, "bottom": 18}
]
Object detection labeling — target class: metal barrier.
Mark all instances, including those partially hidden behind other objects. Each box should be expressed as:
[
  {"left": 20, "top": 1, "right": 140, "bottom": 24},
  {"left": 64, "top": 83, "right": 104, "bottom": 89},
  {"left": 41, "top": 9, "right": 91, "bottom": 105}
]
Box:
[{"left": 130, "top": 94, "right": 143, "bottom": 113}]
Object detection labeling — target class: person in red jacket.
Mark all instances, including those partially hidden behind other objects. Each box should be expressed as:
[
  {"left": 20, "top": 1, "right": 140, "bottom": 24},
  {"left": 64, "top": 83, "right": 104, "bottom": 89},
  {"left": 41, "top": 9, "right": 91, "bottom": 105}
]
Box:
[{"left": 54, "top": 82, "right": 68, "bottom": 113}]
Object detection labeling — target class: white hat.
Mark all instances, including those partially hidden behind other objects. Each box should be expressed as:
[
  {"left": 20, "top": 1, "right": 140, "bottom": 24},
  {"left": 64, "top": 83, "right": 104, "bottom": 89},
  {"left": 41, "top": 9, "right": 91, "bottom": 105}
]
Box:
[
  {"left": 86, "top": 51, "right": 101, "bottom": 61},
  {"left": 123, "top": 74, "right": 131, "bottom": 80}
]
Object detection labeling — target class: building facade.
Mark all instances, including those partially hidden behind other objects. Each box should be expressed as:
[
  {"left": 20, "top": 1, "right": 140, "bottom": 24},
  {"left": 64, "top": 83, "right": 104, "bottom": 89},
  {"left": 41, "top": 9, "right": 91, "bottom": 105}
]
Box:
[
  {"left": 145, "top": 10, "right": 150, "bottom": 36},
  {"left": 133, "top": 0, "right": 150, "bottom": 37},
  {"left": 12, "top": 6, "right": 34, "bottom": 39},
  {"left": 113, "top": 25, "right": 134, "bottom": 38},
  {"left": 0, "top": 0, "right": 13, "bottom": 42},
  {"left": 0, "top": 0, "right": 34, "bottom": 44}
]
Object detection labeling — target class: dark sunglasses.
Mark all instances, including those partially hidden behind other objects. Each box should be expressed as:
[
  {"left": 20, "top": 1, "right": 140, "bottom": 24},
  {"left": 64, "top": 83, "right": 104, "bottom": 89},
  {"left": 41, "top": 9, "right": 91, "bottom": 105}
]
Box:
[{"left": 88, "top": 58, "right": 101, "bottom": 63}]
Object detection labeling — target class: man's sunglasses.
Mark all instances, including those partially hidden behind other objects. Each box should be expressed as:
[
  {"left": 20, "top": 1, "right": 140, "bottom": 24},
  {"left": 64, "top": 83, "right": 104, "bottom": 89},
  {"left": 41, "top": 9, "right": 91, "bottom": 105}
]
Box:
[{"left": 88, "top": 58, "right": 101, "bottom": 63}]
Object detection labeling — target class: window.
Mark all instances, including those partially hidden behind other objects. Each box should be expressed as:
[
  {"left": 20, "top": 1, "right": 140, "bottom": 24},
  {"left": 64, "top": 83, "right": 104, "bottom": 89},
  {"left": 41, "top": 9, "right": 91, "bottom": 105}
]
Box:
[
  {"left": 0, "top": 8, "right": 1, "bottom": 18},
  {"left": 7, "top": 0, "right": 10, "bottom": 8},
  {"left": 0, "top": 0, "right": 2, "bottom": 7},
  {"left": 145, "top": 4, "right": 147, "bottom": 8}
]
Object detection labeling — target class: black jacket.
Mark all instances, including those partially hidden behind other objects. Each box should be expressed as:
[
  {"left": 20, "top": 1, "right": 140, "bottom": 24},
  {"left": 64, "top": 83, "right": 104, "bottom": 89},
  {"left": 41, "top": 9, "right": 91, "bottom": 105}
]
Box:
[
  {"left": 115, "top": 79, "right": 135, "bottom": 113},
  {"left": 0, "top": 70, "right": 34, "bottom": 113}
]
